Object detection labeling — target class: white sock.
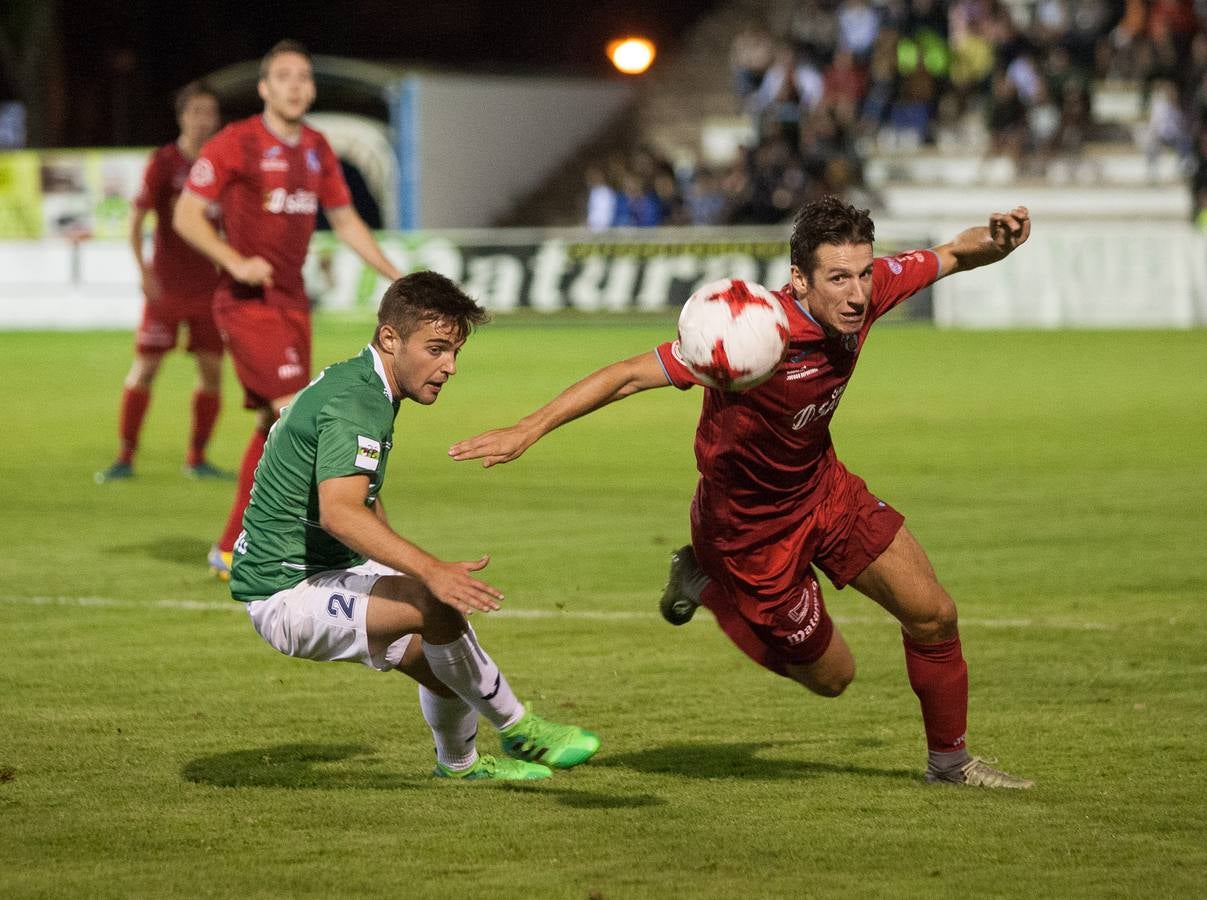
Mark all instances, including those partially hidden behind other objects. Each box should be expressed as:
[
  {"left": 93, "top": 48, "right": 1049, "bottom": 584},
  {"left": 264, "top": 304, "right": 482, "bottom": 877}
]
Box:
[
  {"left": 418, "top": 685, "right": 479, "bottom": 771},
  {"left": 421, "top": 626, "right": 523, "bottom": 731}
]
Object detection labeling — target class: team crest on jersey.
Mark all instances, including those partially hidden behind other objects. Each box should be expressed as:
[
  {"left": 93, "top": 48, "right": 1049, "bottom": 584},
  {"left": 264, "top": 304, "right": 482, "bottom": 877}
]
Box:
[
  {"left": 887, "top": 257, "right": 903, "bottom": 275},
  {"left": 305, "top": 148, "right": 321, "bottom": 172},
  {"left": 189, "top": 158, "right": 215, "bottom": 187},
  {"left": 355, "top": 435, "right": 382, "bottom": 471}
]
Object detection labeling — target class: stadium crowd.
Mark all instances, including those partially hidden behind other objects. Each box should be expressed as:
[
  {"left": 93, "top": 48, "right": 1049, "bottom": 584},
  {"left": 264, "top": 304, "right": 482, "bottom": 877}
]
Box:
[{"left": 583, "top": 0, "right": 1207, "bottom": 228}]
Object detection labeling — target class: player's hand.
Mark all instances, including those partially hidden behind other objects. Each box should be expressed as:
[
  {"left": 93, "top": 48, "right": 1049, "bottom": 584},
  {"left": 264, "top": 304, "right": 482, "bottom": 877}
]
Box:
[
  {"left": 141, "top": 268, "right": 162, "bottom": 302},
  {"left": 423, "top": 555, "right": 503, "bottom": 615},
  {"left": 449, "top": 426, "right": 535, "bottom": 468},
  {"left": 229, "top": 255, "right": 274, "bottom": 288},
  {"left": 989, "top": 207, "right": 1030, "bottom": 256}
]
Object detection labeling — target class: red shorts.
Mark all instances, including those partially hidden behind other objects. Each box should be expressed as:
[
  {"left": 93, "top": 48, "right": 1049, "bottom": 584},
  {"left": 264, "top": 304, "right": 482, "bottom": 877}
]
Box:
[
  {"left": 135, "top": 293, "right": 223, "bottom": 355},
  {"left": 214, "top": 300, "right": 311, "bottom": 410},
  {"left": 691, "top": 462, "right": 905, "bottom": 676}
]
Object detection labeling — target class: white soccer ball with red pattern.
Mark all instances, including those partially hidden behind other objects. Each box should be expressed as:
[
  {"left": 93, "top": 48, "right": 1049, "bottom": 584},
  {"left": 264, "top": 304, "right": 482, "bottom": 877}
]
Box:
[{"left": 676, "top": 278, "right": 790, "bottom": 391}]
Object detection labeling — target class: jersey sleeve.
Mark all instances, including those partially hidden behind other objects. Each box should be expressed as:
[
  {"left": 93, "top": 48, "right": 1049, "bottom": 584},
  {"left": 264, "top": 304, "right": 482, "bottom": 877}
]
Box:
[
  {"left": 314, "top": 393, "right": 389, "bottom": 483},
  {"left": 184, "top": 129, "right": 236, "bottom": 202},
  {"left": 316, "top": 136, "right": 352, "bottom": 210},
  {"left": 654, "top": 341, "right": 701, "bottom": 391},
  {"left": 133, "top": 149, "right": 165, "bottom": 211},
  {"left": 869, "top": 249, "right": 941, "bottom": 321}
]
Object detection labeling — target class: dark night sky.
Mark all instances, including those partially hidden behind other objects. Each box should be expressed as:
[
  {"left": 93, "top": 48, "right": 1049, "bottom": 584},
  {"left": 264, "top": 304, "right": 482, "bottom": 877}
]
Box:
[{"left": 25, "top": 0, "right": 718, "bottom": 146}]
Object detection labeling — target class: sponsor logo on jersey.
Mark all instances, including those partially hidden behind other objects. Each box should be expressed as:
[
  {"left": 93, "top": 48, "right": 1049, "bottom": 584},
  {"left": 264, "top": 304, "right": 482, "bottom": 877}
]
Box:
[
  {"left": 791, "top": 384, "right": 847, "bottom": 430},
  {"left": 786, "top": 367, "right": 820, "bottom": 381},
  {"left": 277, "top": 362, "right": 305, "bottom": 380},
  {"left": 189, "top": 158, "right": 215, "bottom": 187},
  {"left": 263, "top": 187, "right": 318, "bottom": 215},
  {"left": 260, "top": 156, "right": 289, "bottom": 172},
  {"left": 355, "top": 435, "right": 382, "bottom": 471},
  {"left": 305, "top": 148, "right": 321, "bottom": 172}
]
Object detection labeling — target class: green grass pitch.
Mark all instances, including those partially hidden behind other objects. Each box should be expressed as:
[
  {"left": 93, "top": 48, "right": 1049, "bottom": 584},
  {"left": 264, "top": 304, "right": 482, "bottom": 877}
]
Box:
[{"left": 1, "top": 315, "right": 1205, "bottom": 898}]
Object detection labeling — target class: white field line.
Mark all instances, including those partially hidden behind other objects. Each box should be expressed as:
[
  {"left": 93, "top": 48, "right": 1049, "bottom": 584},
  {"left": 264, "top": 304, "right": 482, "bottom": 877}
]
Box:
[{"left": 5, "top": 594, "right": 1117, "bottom": 631}]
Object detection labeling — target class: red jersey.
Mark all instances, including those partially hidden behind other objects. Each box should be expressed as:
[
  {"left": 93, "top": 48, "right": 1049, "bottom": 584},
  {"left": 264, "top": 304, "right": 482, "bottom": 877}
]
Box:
[
  {"left": 134, "top": 142, "right": 222, "bottom": 298},
  {"left": 184, "top": 115, "right": 351, "bottom": 310},
  {"left": 656, "top": 250, "right": 940, "bottom": 547}
]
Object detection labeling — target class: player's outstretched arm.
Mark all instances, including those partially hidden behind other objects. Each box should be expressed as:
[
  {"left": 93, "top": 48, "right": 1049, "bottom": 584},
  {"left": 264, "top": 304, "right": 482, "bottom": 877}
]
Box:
[
  {"left": 932, "top": 206, "right": 1031, "bottom": 279},
  {"left": 318, "top": 474, "right": 503, "bottom": 615},
  {"left": 449, "top": 351, "right": 671, "bottom": 468},
  {"left": 325, "top": 205, "right": 401, "bottom": 281}
]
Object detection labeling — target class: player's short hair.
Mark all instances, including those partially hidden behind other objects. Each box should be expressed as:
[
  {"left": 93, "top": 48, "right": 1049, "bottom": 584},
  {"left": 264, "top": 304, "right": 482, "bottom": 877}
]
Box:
[
  {"left": 174, "top": 81, "right": 218, "bottom": 119},
  {"left": 375, "top": 271, "right": 490, "bottom": 344},
  {"left": 789, "top": 195, "right": 875, "bottom": 281},
  {"left": 260, "top": 39, "right": 312, "bottom": 79}
]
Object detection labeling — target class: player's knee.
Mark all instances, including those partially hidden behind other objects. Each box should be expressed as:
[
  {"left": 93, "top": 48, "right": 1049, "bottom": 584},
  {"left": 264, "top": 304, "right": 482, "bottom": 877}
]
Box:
[
  {"left": 809, "top": 663, "right": 855, "bottom": 698},
  {"left": 907, "top": 595, "right": 959, "bottom": 643},
  {"left": 790, "top": 658, "right": 855, "bottom": 698}
]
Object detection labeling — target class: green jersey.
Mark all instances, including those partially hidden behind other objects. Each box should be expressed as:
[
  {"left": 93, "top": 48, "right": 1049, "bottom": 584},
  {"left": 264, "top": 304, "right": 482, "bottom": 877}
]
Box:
[{"left": 230, "top": 346, "right": 400, "bottom": 601}]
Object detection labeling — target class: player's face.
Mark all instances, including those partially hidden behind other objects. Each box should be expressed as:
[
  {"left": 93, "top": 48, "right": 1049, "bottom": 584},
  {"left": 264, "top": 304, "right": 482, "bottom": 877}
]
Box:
[
  {"left": 258, "top": 52, "right": 316, "bottom": 125},
  {"left": 791, "top": 242, "right": 874, "bottom": 337},
  {"left": 391, "top": 318, "right": 466, "bottom": 405},
  {"left": 178, "top": 94, "right": 220, "bottom": 146}
]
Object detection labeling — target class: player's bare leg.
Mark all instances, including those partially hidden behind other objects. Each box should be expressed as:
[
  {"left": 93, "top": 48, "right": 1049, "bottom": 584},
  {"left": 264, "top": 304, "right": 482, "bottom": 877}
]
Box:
[
  {"left": 184, "top": 351, "right": 230, "bottom": 479},
  {"left": 97, "top": 352, "right": 164, "bottom": 483},
  {"left": 784, "top": 628, "right": 855, "bottom": 697},
  {"left": 367, "top": 576, "right": 598, "bottom": 778},
  {"left": 852, "top": 525, "right": 1033, "bottom": 789}
]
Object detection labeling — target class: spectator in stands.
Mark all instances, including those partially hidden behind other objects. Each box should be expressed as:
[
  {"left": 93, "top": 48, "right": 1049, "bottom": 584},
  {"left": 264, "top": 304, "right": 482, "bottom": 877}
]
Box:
[
  {"left": 685, "top": 170, "right": 728, "bottom": 225},
  {"left": 1142, "top": 79, "right": 1192, "bottom": 174},
  {"left": 731, "top": 25, "right": 777, "bottom": 101},
  {"left": 585, "top": 166, "right": 616, "bottom": 231},
  {"left": 613, "top": 173, "right": 662, "bottom": 227},
  {"left": 749, "top": 45, "right": 825, "bottom": 146},
  {"left": 837, "top": 0, "right": 883, "bottom": 63},
  {"left": 986, "top": 67, "right": 1029, "bottom": 164}
]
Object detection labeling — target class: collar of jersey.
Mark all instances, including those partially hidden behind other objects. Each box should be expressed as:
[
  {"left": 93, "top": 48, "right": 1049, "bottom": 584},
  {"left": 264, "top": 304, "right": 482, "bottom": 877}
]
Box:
[
  {"left": 258, "top": 114, "right": 302, "bottom": 147},
  {"left": 366, "top": 345, "right": 394, "bottom": 403}
]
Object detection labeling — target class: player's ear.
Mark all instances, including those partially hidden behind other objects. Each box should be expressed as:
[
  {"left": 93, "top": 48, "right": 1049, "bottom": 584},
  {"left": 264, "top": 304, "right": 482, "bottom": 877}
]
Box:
[
  {"left": 790, "top": 265, "right": 810, "bottom": 297},
  {"left": 256, "top": 79, "right": 269, "bottom": 103}
]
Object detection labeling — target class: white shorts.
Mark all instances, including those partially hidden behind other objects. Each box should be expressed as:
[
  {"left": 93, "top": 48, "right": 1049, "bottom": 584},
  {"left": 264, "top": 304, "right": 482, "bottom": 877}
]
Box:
[{"left": 245, "top": 560, "right": 414, "bottom": 672}]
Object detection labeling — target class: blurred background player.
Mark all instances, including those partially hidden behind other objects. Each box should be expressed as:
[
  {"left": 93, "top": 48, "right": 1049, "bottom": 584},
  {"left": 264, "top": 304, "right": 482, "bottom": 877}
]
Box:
[
  {"left": 173, "top": 40, "right": 401, "bottom": 580},
  {"left": 96, "top": 82, "right": 230, "bottom": 484},
  {"left": 232, "top": 271, "right": 600, "bottom": 780},
  {"left": 450, "top": 196, "right": 1034, "bottom": 790}
]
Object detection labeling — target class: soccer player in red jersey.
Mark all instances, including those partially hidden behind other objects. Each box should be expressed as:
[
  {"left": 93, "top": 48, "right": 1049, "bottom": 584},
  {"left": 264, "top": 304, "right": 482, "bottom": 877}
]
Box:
[
  {"left": 450, "top": 196, "right": 1036, "bottom": 789},
  {"left": 173, "top": 40, "right": 400, "bottom": 580},
  {"left": 96, "top": 82, "right": 230, "bottom": 484}
]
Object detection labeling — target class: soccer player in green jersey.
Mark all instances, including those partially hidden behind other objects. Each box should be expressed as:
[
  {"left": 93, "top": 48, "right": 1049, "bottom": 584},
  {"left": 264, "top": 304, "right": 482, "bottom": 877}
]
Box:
[{"left": 230, "top": 271, "right": 600, "bottom": 781}]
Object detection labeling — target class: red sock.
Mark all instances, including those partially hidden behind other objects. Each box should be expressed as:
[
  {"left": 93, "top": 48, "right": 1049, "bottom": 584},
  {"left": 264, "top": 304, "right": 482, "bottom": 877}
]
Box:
[
  {"left": 117, "top": 387, "right": 151, "bottom": 464},
  {"left": 217, "top": 427, "right": 268, "bottom": 552},
  {"left": 187, "top": 390, "right": 221, "bottom": 467},
  {"left": 903, "top": 633, "right": 969, "bottom": 753}
]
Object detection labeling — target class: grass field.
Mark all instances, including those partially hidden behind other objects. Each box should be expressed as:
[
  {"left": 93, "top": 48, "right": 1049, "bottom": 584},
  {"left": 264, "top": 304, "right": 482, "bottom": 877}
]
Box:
[{"left": 1, "top": 316, "right": 1205, "bottom": 898}]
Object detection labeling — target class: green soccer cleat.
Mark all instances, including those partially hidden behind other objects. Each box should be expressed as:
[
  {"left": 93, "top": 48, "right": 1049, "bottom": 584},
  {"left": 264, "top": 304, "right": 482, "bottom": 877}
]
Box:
[
  {"left": 432, "top": 754, "right": 552, "bottom": 781},
  {"left": 925, "top": 757, "right": 1034, "bottom": 790},
  {"left": 500, "top": 707, "right": 601, "bottom": 769},
  {"left": 208, "top": 544, "right": 233, "bottom": 582},
  {"left": 94, "top": 461, "right": 134, "bottom": 484},
  {"left": 660, "top": 544, "right": 700, "bottom": 626},
  {"left": 184, "top": 460, "right": 236, "bottom": 480}
]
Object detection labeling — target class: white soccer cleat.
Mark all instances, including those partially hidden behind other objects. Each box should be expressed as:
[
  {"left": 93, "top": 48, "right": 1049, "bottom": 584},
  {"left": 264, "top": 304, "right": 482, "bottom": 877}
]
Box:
[{"left": 926, "top": 756, "right": 1034, "bottom": 790}]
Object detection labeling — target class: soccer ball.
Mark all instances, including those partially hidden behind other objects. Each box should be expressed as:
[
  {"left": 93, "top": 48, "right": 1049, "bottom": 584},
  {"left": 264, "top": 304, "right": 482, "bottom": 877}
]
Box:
[{"left": 676, "top": 278, "right": 790, "bottom": 391}]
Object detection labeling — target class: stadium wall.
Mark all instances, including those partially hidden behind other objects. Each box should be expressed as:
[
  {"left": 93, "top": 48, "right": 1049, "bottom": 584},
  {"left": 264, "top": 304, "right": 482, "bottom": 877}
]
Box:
[{"left": 2, "top": 223, "right": 1205, "bottom": 329}]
